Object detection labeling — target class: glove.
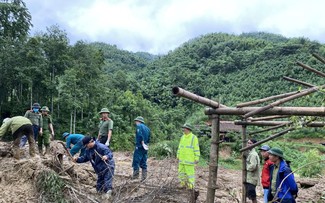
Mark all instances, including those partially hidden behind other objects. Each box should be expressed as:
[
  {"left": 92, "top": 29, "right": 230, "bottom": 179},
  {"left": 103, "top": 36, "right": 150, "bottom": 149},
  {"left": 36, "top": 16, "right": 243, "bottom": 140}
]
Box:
[
  {"left": 142, "top": 143, "right": 149, "bottom": 150},
  {"left": 105, "top": 140, "right": 110, "bottom": 147}
]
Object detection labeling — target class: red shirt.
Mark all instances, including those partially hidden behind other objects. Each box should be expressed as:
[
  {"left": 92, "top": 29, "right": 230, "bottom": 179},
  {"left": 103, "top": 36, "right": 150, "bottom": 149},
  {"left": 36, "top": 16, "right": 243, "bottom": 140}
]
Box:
[{"left": 261, "top": 158, "right": 273, "bottom": 188}]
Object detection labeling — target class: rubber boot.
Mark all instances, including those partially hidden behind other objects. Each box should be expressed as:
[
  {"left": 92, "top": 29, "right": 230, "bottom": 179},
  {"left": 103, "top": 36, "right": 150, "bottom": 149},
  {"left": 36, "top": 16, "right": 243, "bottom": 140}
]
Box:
[
  {"left": 141, "top": 169, "right": 147, "bottom": 181},
  {"left": 44, "top": 145, "right": 50, "bottom": 155},
  {"left": 132, "top": 170, "right": 139, "bottom": 179},
  {"left": 38, "top": 147, "right": 43, "bottom": 156}
]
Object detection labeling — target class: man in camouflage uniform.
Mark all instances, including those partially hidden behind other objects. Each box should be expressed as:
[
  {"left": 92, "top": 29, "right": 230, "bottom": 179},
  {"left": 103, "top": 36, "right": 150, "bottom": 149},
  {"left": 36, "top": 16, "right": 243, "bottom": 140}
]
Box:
[
  {"left": 0, "top": 116, "right": 36, "bottom": 159},
  {"left": 38, "top": 106, "right": 54, "bottom": 155},
  {"left": 97, "top": 108, "right": 113, "bottom": 146}
]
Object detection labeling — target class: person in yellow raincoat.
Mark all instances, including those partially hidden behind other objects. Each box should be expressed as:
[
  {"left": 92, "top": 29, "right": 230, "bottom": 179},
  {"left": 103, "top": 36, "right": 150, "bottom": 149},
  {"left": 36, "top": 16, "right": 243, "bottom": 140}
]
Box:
[{"left": 177, "top": 123, "right": 200, "bottom": 189}]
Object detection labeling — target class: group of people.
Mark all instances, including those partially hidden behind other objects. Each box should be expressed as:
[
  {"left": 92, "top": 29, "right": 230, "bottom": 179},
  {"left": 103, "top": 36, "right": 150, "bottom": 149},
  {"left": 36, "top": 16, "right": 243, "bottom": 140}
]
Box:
[
  {"left": 245, "top": 139, "right": 298, "bottom": 203},
  {"left": 0, "top": 103, "right": 54, "bottom": 159}
]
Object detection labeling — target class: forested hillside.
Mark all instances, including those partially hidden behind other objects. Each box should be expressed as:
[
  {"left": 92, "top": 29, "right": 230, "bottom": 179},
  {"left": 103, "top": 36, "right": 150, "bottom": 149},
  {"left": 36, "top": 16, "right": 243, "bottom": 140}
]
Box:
[{"left": 1, "top": 0, "right": 325, "bottom": 151}]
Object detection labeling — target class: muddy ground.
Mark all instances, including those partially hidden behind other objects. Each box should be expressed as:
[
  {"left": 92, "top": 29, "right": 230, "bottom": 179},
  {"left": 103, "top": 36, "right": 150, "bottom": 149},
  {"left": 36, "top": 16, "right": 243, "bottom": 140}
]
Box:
[{"left": 0, "top": 141, "right": 324, "bottom": 203}]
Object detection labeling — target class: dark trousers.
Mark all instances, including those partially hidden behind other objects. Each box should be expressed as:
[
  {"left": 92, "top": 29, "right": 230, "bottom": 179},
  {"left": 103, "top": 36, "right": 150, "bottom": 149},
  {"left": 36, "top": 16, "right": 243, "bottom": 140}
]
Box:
[
  {"left": 32, "top": 124, "right": 40, "bottom": 141},
  {"left": 99, "top": 136, "right": 108, "bottom": 144},
  {"left": 13, "top": 124, "right": 35, "bottom": 158},
  {"left": 97, "top": 167, "right": 114, "bottom": 193},
  {"left": 132, "top": 147, "right": 148, "bottom": 171}
]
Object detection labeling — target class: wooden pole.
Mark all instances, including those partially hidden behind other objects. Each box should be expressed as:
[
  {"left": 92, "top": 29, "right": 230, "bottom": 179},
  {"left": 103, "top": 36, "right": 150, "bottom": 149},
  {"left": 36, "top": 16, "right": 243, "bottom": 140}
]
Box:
[
  {"left": 236, "top": 91, "right": 299, "bottom": 108},
  {"left": 249, "top": 115, "right": 290, "bottom": 121},
  {"left": 241, "top": 124, "right": 247, "bottom": 203},
  {"left": 235, "top": 120, "right": 291, "bottom": 126},
  {"left": 240, "top": 127, "right": 295, "bottom": 152},
  {"left": 206, "top": 115, "right": 220, "bottom": 203},
  {"left": 249, "top": 123, "right": 290, "bottom": 135},
  {"left": 297, "top": 61, "right": 325, "bottom": 78},
  {"left": 172, "top": 86, "right": 227, "bottom": 108},
  {"left": 312, "top": 53, "right": 325, "bottom": 64},
  {"left": 205, "top": 107, "right": 325, "bottom": 116},
  {"left": 242, "top": 85, "right": 325, "bottom": 119},
  {"left": 282, "top": 76, "right": 315, "bottom": 87}
]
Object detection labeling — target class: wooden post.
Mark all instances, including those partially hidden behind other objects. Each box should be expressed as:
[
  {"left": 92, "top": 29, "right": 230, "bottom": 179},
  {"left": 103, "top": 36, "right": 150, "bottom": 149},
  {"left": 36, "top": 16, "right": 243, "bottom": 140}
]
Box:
[
  {"left": 205, "top": 107, "right": 325, "bottom": 116},
  {"left": 236, "top": 91, "right": 299, "bottom": 108},
  {"left": 235, "top": 120, "right": 291, "bottom": 126},
  {"left": 242, "top": 85, "right": 325, "bottom": 118},
  {"left": 312, "top": 53, "right": 325, "bottom": 64},
  {"left": 249, "top": 123, "right": 290, "bottom": 135},
  {"left": 240, "top": 127, "right": 295, "bottom": 152},
  {"left": 297, "top": 61, "right": 325, "bottom": 78},
  {"left": 172, "top": 86, "right": 227, "bottom": 108},
  {"left": 249, "top": 115, "right": 290, "bottom": 121},
  {"left": 206, "top": 114, "right": 220, "bottom": 203},
  {"left": 241, "top": 124, "right": 247, "bottom": 203},
  {"left": 282, "top": 76, "right": 314, "bottom": 87}
]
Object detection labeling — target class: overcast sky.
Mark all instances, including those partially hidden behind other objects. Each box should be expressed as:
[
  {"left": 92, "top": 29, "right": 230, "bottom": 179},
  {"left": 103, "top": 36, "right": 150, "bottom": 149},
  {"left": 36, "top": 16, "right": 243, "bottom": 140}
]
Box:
[{"left": 26, "top": 0, "right": 325, "bottom": 54}]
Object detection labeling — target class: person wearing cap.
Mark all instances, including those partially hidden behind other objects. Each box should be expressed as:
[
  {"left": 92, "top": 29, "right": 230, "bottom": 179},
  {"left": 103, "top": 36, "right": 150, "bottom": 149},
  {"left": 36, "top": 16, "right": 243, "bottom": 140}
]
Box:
[
  {"left": 73, "top": 136, "right": 115, "bottom": 198},
  {"left": 24, "top": 102, "right": 43, "bottom": 141},
  {"left": 245, "top": 139, "right": 260, "bottom": 203},
  {"left": 132, "top": 116, "right": 151, "bottom": 181},
  {"left": 38, "top": 106, "right": 55, "bottom": 156},
  {"left": 0, "top": 116, "right": 36, "bottom": 159},
  {"left": 63, "top": 132, "right": 85, "bottom": 157},
  {"left": 268, "top": 147, "right": 298, "bottom": 203},
  {"left": 258, "top": 145, "right": 273, "bottom": 203},
  {"left": 97, "top": 108, "right": 113, "bottom": 146},
  {"left": 177, "top": 123, "right": 200, "bottom": 189}
]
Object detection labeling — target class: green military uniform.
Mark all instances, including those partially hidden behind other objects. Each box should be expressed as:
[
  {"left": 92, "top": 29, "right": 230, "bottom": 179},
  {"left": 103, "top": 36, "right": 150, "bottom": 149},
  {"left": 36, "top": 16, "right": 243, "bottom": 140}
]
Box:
[
  {"left": 0, "top": 116, "right": 36, "bottom": 159},
  {"left": 38, "top": 113, "right": 52, "bottom": 154},
  {"left": 177, "top": 124, "right": 200, "bottom": 189},
  {"left": 98, "top": 119, "right": 113, "bottom": 144},
  {"left": 24, "top": 110, "right": 43, "bottom": 127}
]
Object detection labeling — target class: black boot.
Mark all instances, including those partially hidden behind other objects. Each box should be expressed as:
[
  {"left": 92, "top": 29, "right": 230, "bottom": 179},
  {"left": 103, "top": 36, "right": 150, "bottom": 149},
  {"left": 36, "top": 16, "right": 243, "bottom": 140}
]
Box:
[
  {"left": 141, "top": 169, "right": 147, "bottom": 181},
  {"left": 132, "top": 170, "right": 139, "bottom": 179}
]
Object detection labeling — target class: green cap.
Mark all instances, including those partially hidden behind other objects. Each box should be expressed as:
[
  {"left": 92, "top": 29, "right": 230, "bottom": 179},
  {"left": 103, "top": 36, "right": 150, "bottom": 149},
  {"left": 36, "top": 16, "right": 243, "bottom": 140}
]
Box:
[
  {"left": 41, "top": 106, "right": 50, "bottom": 112},
  {"left": 268, "top": 147, "right": 284, "bottom": 158},
  {"left": 182, "top": 123, "right": 193, "bottom": 131},
  {"left": 134, "top": 116, "right": 145, "bottom": 123},
  {"left": 99, "top": 108, "right": 110, "bottom": 114}
]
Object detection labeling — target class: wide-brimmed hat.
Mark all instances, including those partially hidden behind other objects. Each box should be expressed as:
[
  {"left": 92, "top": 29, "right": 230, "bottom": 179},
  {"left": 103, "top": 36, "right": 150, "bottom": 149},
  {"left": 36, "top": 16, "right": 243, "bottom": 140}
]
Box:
[
  {"left": 99, "top": 108, "right": 110, "bottom": 114},
  {"left": 82, "top": 136, "right": 93, "bottom": 146},
  {"left": 134, "top": 116, "right": 145, "bottom": 123},
  {"left": 259, "top": 145, "right": 270, "bottom": 151},
  {"left": 268, "top": 147, "right": 284, "bottom": 158},
  {"left": 62, "top": 132, "right": 70, "bottom": 139},
  {"left": 182, "top": 123, "right": 193, "bottom": 131},
  {"left": 41, "top": 106, "right": 50, "bottom": 112},
  {"left": 32, "top": 103, "right": 41, "bottom": 109}
]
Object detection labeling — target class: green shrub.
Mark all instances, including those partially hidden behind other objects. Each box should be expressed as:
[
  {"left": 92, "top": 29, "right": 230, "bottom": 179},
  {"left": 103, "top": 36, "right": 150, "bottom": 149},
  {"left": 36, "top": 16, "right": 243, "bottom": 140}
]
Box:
[
  {"left": 297, "top": 149, "right": 324, "bottom": 177},
  {"left": 149, "top": 140, "right": 179, "bottom": 159}
]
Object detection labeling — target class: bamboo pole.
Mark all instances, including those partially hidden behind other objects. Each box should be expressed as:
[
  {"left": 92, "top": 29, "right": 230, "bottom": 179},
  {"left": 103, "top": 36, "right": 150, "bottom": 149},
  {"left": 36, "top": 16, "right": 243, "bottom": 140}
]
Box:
[
  {"left": 205, "top": 107, "right": 325, "bottom": 116},
  {"left": 206, "top": 115, "right": 220, "bottom": 203},
  {"left": 282, "top": 76, "right": 315, "bottom": 88},
  {"left": 236, "top": 120, "right": 325, "bottom": 127},
  {"left": 172, "top": 86, "right": 227, "bottom": 108},
  {"left": 312, "top": 53, "right": 325, "bottom": 64},
  {"left": 249, "top": 123, "right": 291, "bottom": 135},
  {"left": 235, "top": 121, "right": 291, "bottom": 126},
  {"left": 239, "top": 127, "right": 295, "bottom": 152},
  {"left": 236, "top": 91, "right": 299, "bottom": 108},
  {"left": 297, "top": 61, "right": 325, "bottom": 78},
  {"left": 242, "top": 85, "right": 325, "bottom": 119},
  {"left": 249, "top": 115, "right": 290, "bottom": 121},
  {"left": 241, "top": 124, "right": 247, "bottom": 203}
]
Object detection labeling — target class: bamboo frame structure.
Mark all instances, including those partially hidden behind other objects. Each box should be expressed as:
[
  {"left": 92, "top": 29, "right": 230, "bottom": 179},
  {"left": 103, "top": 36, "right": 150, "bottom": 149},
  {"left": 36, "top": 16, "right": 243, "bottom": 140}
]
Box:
[{"left": 171, "top": 52, "right": 325, "bottom": 203}]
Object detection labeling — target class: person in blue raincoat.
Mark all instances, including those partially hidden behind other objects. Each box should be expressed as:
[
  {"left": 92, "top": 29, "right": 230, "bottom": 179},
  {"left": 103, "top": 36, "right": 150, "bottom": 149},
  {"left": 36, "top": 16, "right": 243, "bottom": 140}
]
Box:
[
  {"left": 268, "top": 147, "right": 298, "bottom": 203},
  {"left": 132, "top": 116, "right": 150, "bottom": 181},
  {"left": 63, "top": 132, "right": 85, "bottom": 157},
  {"left": 73, "top": 136, "right": 115, "bottom": 197}
]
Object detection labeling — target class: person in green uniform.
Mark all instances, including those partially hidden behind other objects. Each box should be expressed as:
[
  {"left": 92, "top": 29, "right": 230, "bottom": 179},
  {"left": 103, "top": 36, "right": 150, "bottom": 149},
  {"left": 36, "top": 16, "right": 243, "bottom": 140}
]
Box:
[
  {"left": 97, "top": 108, "right": 113, "bottom": 146},
  {"left": 0, "top": 116, "right": 36, "bottom": 159},
  {"left": 38, "top": 106, "right": 54, "bottom": 155},
  {"left": 24, "top": 103, "right": 43, "bottom": 141}
]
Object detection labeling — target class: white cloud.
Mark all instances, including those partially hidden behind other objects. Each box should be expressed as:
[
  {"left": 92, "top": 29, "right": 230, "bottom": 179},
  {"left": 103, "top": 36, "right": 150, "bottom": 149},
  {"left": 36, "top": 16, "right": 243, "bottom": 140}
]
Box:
[{"left": 26, "top": 0, "right": 325, "bottom": 54}]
